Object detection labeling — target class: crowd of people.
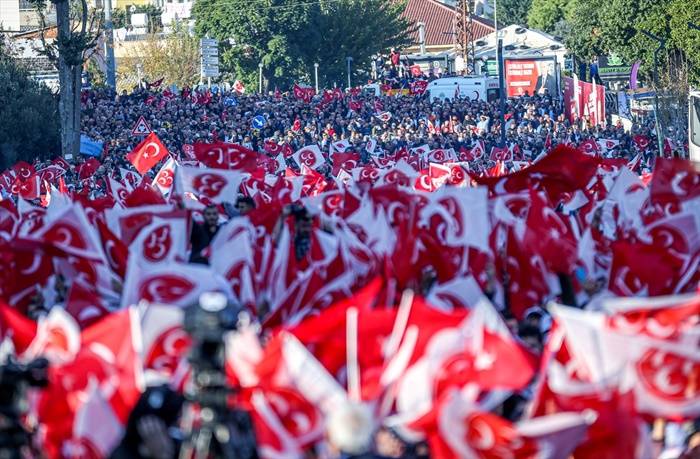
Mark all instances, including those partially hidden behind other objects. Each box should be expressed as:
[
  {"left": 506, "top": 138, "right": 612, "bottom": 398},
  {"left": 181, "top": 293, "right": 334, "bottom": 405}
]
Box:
[
  {"left": 81, "top": 79, "right": 680, "bottom": 170},
  {"left": 0, "top": 79, "right": 697, "bottom": 459}
]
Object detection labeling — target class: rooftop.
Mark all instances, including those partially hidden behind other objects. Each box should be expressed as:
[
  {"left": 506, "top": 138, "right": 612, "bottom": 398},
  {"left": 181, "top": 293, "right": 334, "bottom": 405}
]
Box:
[{"left": 402, "top": 0, "right": 494, "bottom": 48}]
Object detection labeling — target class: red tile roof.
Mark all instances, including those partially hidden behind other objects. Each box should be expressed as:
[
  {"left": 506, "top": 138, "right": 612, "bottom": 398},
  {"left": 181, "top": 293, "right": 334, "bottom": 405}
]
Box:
[{"left": 402, "top": 0, "right": 494, "bottom": 48}]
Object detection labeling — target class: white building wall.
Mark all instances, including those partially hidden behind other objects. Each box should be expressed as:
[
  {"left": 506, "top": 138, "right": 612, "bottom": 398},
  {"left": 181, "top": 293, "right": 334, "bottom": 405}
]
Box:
[{"left": 0, "top": 0, "right": 21, "bottom": 31}]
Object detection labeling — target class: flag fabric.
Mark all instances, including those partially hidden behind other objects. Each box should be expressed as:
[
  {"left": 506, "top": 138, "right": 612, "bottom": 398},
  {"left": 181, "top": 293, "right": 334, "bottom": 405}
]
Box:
[
  {"left": 126, "top": 132, "right": 169, "bottom": 174},
  {"left": 292, "top": 145, "right": 325, "bottom": 170},
  {"left": 79, "top": 135, "right": 104, "bottom": 157},
  {"left": 233, "top": 80, "right": 246, "bottom": 94}
]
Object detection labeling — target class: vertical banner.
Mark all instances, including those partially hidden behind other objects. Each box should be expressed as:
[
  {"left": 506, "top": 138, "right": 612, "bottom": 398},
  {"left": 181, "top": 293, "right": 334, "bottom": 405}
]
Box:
[
  {"left": 504, "top": 58, "right": 557, "bottom": 97},
  {"left": 563, "top": 77, "right": 606, "bottom": 126}
]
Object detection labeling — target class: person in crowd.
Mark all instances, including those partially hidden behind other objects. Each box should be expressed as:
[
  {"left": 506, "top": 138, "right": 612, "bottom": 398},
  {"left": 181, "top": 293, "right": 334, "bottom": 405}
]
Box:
[{"left": 189, "top": 204, "right": 221, "bottom": 264}]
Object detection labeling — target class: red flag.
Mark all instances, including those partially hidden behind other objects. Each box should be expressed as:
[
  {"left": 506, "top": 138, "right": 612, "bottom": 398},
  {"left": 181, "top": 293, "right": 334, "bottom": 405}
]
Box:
[
  {"left": 331, "top": 152, "right": 360, "bottom": 175},
  {"left": 38, "top": 165, "right": 66, "bottom": 183},
  {"left": 53, "top": 157, "right": 71, "bottom": 170},
  {"left": 193, "top": 142, "right": 258, "bottom": 171},
  {"left": 146, "top": 77, "right": 164, "bottom": 88},
  {"left": 490, "top": 146, "right": 512, "bottom": 161},
  {"left": 578, "top": 138, "right": 600, "bottom": 156},
  {"left": 632, "top": 134, "right": 650, "bottom": 151},
  {"left": 64, "top": 279, "right": 112, "bottom": 328},
  {"left": 11, "top": 175, "right": 41, "bottom": 200},
  {"left": 126, "top": 132, "right": 169, "bottom": 174},
  {"left": 293, "top": 84, "right": 313, "bottom": 103},
  {"left": 264, "top": 139, "right": 283, "bottom": 155},
  {"left": 233, "top": 80, "right": 246, "bottom": 94},
  {"left": 36, "top": 309, "right": 144, "bottom": 458},
  {"left": 13, "top": 160, "right": 36, "bottom": 179},
  {"left": 78, "top": 158, "right": 101, "bottom": 180}
]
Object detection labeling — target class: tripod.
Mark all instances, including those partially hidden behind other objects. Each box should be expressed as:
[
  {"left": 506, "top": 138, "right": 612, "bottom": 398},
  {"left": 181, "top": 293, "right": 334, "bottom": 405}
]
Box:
[{"left": 179, "top": 373, "right": 257, "bottom": 459}]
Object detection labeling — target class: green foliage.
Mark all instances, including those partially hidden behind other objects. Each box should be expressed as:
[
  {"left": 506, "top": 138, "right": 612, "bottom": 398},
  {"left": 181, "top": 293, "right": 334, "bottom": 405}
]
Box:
[
  {"left": 561, "top": 0, "right": 700, "bottom": 85},
  {"left": 116, "top": 23, "right": 200, "bottom": 91},
  {"left": 0, "top": 44, "right": 60, "bottom": 169},
  {"left": 527, "top": 0, "right": 569, "bottom": 32},
  {"left": 112, "top": 5, "right": 163, "bottom": 33},
  {"left": 496, "top": 0, "right": 532, "bottom": 27},
  {"left": 192, "top": 0, "right": 412, "bottom": 89}
]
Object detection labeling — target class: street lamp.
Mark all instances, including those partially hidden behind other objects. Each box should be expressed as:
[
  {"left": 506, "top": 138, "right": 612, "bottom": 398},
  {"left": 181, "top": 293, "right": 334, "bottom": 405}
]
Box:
[
  {"left": 258, "top": 62, "right": 263, "bottom": 94},
  {"left": 314, "top": 63, "right": 319, "bottom": 94},
  {"left": 346, "top": 56, "right": 353, "bottom": 89},
  {"left": 641, "top": 30, "right": 666, "bottom": 158}
]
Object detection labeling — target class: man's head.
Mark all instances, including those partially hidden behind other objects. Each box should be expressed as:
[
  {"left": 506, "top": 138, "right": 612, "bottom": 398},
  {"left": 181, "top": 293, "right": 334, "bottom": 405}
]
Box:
[
  {"left": 203, "top": 204, "right": 219, "bottom": 227},
  {"left": 235, "top": 196, "right": 256, "bottom": 215}
]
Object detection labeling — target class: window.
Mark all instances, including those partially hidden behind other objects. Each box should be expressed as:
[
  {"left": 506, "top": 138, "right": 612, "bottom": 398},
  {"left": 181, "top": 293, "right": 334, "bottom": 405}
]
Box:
[
  {"left": 690, "top": 95, "right": 700, "bottom": 148},
  {"left": 487, "top": 89, "right": 499, "bottom": 102}
]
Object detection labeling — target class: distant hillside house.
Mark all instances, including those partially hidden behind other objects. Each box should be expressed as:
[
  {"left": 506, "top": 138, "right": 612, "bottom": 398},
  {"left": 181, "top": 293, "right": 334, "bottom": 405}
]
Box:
[{"left": 401, "top": 0, "right": 494, "bottom": 55}]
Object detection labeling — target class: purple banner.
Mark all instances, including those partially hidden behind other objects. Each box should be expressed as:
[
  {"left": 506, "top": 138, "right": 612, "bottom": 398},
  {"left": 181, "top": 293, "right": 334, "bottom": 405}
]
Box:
[{"left": 629, "top": 61, "right": 641, "bottom": 90}]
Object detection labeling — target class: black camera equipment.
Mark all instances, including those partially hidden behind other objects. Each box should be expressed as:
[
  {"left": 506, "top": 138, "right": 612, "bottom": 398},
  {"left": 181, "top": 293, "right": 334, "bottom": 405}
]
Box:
[
  {"left": 179, "top": 292, "right": 258, "bottom": 459},
  {"left": 0, "top": 357, "right": 49, "bottom": 459}
]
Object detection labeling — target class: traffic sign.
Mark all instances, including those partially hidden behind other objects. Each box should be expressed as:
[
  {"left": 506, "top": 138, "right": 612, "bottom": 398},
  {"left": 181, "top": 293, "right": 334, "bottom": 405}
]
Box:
[
  {"left": 200, "top": 37, "right": 220, "bottom": 78},
  {"left": 131, "top": 115, "right": 151, "bottom": 136},
  {"left": 200, "top": 38, "right": 218, "bottom": 47},
  {"left": 252, "top": 115, "right": 266, "bottom": 130}
]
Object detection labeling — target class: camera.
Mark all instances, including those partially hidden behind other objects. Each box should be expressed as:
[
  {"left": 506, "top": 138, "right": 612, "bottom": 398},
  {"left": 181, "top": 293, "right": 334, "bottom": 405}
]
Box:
[{"left": 180, "top": 293, "right": 258, "bottom": 459}]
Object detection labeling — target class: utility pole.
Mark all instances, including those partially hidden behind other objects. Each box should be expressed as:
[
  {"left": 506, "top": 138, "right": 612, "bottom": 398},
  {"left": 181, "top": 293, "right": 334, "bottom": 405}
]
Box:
[
  {"left": 346, "top": 56, "right": 353, "bottom": 89},
  {"left": 497, "top": 38, "right": 506, "bottom": 147},
  {"left": 641, "top": 30, "right": 666, "bottom": 158},
  {"left": 258, "top": 62, "right": 263, "bottom": 93},
  {"left": 314, "top": 63, "right": 319, "bottom": 93},
  {"left": 104, "top": 0, "right": 116, "bottom": 89},
  {"left": 454, "top": 0, "right": 476, "bottom": 74}
]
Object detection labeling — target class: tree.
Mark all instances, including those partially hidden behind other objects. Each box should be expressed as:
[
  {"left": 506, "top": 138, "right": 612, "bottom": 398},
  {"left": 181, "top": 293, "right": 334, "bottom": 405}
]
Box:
[
  {"left": 527, "top": 0, "right": 570, "bottom": 33},
  {"left": 116, "top": 24, "right": 200, "bottom": 91},
  {"left": 0, "top": 39, "right": 60, "bottom": 170},
  {"left": 496, "top": 0, "right": 532, "bottom": 28},
  {"left": 30, "top": 0, "right": 102, "bottom": 157},
  {"left": 192, "top": 0, "right": 411, "bottom": 90},
  {"left": 112, "top": 5, "right": 163, "bottom": 32},
  {"left": 300, "top": 0, "right": 412, "bottom": 88}
]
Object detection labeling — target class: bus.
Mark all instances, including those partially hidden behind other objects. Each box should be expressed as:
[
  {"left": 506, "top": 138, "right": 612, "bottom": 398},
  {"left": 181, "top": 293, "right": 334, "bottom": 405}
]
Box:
[{"left": 689, "top": 91, "right": 700, "bottom": 161}]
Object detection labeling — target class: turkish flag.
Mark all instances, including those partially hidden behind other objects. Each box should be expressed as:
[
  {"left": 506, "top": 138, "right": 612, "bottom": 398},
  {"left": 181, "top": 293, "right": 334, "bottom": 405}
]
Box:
[
  {"left": 78, "top": 158, "right": 101, "bottom": 180},
  {"left": 11, "top": 175, "right": 41, "bottom": 200},
  {"left": 126, "top": 132, "right": 169, "bottom": 174},
  {"left": 264, "top": 139, "right": 283, "bottom": 155},
  {"left": 13, "top": 160, "right": 36, "bottom": 179}
]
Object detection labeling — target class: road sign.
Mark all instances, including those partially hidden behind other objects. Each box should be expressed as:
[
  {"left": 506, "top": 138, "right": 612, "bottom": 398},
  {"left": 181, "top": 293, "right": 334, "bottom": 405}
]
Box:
[
  {"left": 200, "top": 38, "right": 220, "bottom": 78},
  {"left": 252, "top": 115, "right": 266, "bottom": 130},
  {"left": 131, "top": 115, "right": 151, "bottom": 136}
]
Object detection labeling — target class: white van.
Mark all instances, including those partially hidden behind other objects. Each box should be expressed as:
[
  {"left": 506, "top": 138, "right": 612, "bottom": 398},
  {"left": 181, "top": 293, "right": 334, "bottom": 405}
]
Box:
[{"left": 427, "top": 76, "right": 500, "bottom": 102}]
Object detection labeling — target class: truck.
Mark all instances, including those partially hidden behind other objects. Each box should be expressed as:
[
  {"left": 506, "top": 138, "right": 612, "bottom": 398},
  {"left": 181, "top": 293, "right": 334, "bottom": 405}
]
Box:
[
  {"left": 689, "top": 90, "right": 700, "bottom": 161},
  {"left": 426, "top": 76, "right": 500, "bottom": 103}
]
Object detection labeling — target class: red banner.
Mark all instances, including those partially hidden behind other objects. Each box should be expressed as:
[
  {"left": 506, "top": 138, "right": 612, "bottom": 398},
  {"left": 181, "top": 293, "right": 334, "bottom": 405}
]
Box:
[
  {"left": 563, "top": 77, "right": 606, "bottom": 127},
  {"left": 504, "top": 59, "right": 557, "bottom": 97}
]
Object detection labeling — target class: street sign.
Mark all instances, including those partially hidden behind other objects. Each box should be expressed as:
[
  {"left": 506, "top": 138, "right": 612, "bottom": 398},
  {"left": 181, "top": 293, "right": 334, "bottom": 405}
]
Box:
[
  {"left": 131, "top": 115, "right": 151, "bottom": 136},
  {"left": 252, "top": 115, "right": 266, "bottom": 130},
  {"left": 200, "top": 38, "right": 220, "bottom": 78}
]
